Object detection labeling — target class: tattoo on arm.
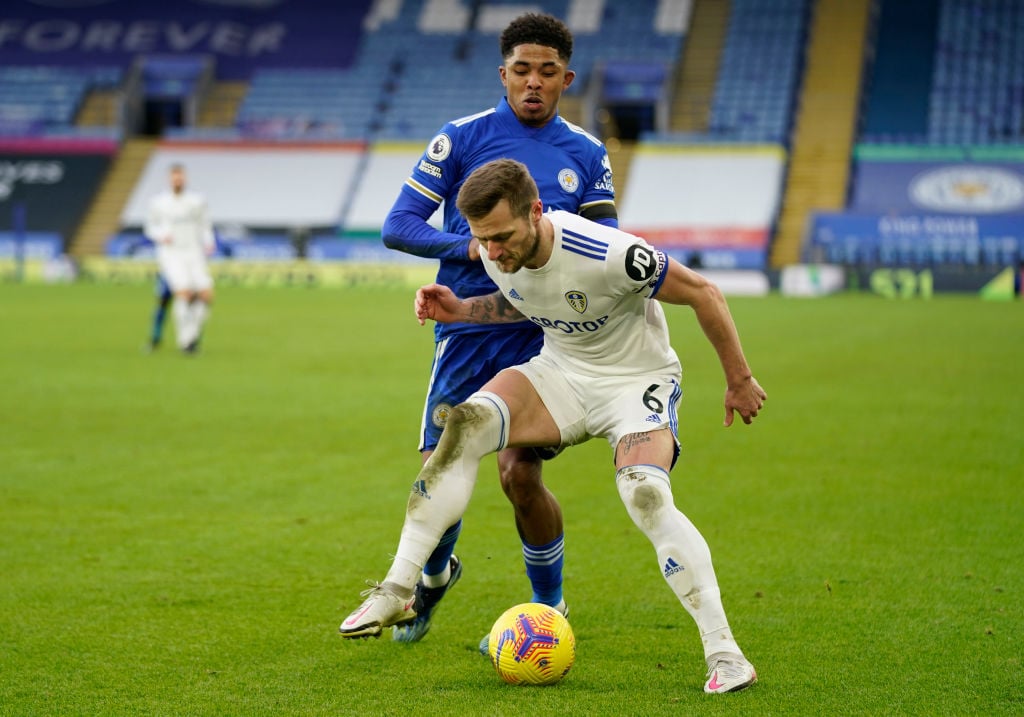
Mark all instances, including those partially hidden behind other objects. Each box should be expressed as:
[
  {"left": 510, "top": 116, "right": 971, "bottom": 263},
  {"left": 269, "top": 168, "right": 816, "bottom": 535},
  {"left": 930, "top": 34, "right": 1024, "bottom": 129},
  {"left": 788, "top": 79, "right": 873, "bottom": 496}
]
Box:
[{"left": 464, "top": 291, "right": 525, "bottom": 323}]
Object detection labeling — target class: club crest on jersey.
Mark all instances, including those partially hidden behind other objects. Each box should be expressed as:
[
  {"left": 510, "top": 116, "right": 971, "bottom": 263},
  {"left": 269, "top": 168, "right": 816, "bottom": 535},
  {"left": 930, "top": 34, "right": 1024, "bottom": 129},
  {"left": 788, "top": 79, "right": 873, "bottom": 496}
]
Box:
[
  {"left": 426, "top": 133, "right": 452, "bottom": 162},
  {"left": 558, "top": 168, "right": 580, "bottom": 193},
  {"left": 431, "top": 403, "right": 452, "bottom": 428},
  {"left": 564, "top": 290, "right": 588, "bottom": 313}
]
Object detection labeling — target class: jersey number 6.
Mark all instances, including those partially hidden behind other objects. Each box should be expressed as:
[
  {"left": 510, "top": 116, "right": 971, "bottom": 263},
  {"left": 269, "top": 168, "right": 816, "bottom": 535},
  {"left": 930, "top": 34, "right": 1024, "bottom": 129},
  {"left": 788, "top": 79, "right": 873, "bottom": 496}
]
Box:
[{"left": 643, "top": 384, "right": 664, "bottom": 413}]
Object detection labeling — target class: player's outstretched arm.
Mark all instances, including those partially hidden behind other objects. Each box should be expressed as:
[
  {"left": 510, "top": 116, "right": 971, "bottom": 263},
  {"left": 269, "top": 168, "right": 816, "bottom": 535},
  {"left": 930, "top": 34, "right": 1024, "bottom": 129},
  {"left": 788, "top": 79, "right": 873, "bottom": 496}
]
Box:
[
  {"left": 653, "top": 259, "right": 767, "bottom": 426},
  {"left": 416, "top": 285, "right": 525, "bottom": 326},
  {"left": 383, "top": 193, "right": 477, "bottom": 262}
]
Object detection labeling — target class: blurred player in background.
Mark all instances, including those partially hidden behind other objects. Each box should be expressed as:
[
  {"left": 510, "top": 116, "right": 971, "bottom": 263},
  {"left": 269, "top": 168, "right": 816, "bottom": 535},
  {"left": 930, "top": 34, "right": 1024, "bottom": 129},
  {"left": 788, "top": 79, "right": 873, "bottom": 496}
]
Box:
[
  {"left": 342, "top": 158, "right": 765, "bottom": 694},
  {"left": 145, "top": 274, "right": 173, "bottom": 352},
  {"left": 143, "top": 163, "right": 215, "bottom": 354},
  {"left": 376, "top": 12, "right": 618, "bottom": 643}
]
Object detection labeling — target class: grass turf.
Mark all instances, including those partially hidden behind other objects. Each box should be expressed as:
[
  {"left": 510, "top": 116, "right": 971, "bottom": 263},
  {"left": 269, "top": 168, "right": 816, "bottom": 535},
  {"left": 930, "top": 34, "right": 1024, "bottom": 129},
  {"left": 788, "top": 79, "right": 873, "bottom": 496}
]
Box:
[{"left": 1, "top": 283, "right": 1021, "bottom": 715}]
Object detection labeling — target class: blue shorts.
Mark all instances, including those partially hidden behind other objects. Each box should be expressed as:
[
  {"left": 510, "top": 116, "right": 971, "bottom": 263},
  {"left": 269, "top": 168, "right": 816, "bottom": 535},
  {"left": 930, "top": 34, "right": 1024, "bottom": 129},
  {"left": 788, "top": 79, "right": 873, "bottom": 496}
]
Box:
[{"left": 418, "top": 325, "right": 543, "bottom": 451}]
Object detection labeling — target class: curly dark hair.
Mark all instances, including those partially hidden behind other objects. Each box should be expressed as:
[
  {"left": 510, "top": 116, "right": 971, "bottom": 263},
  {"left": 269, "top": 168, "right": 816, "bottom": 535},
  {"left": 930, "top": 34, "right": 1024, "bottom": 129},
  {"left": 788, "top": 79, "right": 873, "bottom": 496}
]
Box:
[{"left": 499, "top": 13, "right": 573, "bottom": 62}]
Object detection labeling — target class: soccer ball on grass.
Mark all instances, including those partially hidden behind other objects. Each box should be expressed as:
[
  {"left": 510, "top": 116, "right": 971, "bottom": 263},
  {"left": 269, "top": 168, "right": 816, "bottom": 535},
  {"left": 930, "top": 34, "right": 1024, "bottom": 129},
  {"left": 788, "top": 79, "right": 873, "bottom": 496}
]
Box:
[{"left": 487, "top": 602, "right": 575, "bottom": 685}]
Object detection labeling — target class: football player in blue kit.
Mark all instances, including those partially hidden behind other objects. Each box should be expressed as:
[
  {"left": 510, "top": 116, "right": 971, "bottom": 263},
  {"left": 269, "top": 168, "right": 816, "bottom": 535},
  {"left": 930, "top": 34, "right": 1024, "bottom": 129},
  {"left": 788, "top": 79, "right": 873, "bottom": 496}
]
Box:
[{"left": 372, "top": 13, "right": 617, "bottom": 643}]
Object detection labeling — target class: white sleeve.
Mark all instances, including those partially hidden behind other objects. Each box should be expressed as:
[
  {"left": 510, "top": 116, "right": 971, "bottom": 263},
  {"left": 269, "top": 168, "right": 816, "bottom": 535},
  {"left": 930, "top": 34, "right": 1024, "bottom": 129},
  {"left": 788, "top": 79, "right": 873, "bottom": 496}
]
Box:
[
  {"left": 607, "top": 236, "right": 668, "bottom": 298},
  {"left": 197, "top": 196, "right": 215, "bottom": 252}
]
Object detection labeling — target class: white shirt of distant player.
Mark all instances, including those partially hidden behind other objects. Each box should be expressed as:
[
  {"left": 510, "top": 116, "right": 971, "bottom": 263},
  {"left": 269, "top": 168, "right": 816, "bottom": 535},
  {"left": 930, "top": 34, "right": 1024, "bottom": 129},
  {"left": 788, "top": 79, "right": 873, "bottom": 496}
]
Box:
[
  {"left": 144, "top": 190, "right": 215, "bottom": 257},
  {"left": 480, "top": 210, "right": 681, "bottom": 379}
]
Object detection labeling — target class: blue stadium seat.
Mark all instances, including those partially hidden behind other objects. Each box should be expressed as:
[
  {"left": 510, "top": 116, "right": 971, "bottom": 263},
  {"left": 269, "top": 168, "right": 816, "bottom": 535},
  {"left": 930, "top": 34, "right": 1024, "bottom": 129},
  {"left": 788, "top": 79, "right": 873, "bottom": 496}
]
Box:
[
  {"left": 220, "top": 0, "right": 686, "bottom": 142},
  {"left": 0, "top": 65, "right": 123, "bottom": 135},
  {"left": 925, "top": 0, "right": 1024, "bottom": 144},
  {"left": 702, "top": 0, "right": 810, "bottom": 143}
]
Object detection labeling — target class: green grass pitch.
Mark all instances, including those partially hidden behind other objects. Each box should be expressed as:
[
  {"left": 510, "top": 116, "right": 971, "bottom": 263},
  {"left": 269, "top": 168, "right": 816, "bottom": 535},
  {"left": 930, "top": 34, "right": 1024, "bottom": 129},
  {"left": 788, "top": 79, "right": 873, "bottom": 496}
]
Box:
[{"left": 1, "top": 282, "right": 1021, "bottom": 715}]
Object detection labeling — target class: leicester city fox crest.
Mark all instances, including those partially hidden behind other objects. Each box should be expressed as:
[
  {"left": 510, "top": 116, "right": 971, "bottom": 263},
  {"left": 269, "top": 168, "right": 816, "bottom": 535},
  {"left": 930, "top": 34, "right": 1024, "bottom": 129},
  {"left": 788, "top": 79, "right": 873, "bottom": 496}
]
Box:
[
  {"left": 558, "top": 168, "right": 580, "bottom": 193},
  {"left": 565, "top": 290, "right": 587, "bottom": 313},
  {"left": 431, "top": 402, "right": 452, "bottom": 428}
]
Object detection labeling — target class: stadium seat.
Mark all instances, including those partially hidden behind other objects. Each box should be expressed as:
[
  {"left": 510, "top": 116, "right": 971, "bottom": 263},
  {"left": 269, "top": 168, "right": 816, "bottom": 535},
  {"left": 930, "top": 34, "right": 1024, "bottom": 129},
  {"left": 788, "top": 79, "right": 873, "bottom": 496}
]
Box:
[{"left": 705, "top": 0, "right": 810, "bottom": 143}]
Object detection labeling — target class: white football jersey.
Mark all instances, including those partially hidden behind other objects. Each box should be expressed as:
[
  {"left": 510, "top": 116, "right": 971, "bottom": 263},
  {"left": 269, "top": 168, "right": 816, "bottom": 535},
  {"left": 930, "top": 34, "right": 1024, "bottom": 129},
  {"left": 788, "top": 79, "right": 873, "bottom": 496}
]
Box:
[
  {"left": 144, "top": 190, "right": 215, "bottom": 256},
  {"left": 481, "top": 210, "right": 681, "bottom": 379}
]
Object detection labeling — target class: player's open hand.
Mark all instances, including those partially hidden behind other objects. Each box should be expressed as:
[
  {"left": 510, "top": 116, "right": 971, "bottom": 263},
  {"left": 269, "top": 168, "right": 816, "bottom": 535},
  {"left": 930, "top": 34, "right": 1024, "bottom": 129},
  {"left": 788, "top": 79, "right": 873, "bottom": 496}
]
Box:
[
  {"left": 415, "top": 283, "right": 462, "bottom": 325},
  {"left": 724, "top": 376, "right": 767, "bottom": 426}
]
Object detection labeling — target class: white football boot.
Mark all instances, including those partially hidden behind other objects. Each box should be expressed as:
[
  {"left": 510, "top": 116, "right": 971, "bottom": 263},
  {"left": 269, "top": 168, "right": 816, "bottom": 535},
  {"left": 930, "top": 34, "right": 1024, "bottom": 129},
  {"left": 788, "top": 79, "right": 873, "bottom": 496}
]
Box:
[
  {"left": 339, "top": 582, "right": 416, "bottom": 638},
  {"left": 703, "top": 652, "right": 757, "bottom": 694}
]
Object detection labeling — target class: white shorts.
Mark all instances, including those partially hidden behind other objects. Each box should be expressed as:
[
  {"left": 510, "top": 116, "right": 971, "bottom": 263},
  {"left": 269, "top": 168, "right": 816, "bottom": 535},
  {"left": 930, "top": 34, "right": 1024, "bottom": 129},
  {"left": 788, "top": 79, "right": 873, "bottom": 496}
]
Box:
[
  {"left": 511, "top": 352, "right": 682, "bottom": 454},
  {"left": 158, "top": 251, "right": 213, "bottom": 292}
]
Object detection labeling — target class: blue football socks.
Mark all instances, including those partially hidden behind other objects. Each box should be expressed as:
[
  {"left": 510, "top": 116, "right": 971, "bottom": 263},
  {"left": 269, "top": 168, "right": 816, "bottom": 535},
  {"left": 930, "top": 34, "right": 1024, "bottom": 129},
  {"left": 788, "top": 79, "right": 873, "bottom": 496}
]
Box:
[
  {"left": 524, "top": 535, "right": 565, "bottom": 607},
  {"left": 423, "top": 520, "right": 461, "bottom": 579}
]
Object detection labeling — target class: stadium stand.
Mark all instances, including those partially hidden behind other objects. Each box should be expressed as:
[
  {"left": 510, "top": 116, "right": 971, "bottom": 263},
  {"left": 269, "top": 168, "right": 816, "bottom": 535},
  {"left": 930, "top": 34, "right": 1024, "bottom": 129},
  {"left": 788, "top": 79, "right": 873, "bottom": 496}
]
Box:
[
  {"left": 0, "top": 65, "right": 122, "bottom": 136},
  {"left": 705, "top": 0, "right": 809, "bottom": 143},
  {"left": 770, "top": 0, "right": 872, "bottom": 267},
  {"left": 3, "top": 0, "right": 1023, "bottom": 282},
  {"left": 928, "top": 0, "right": 1024, "bottom": 145},
  {"left": 230, "top": 0, "right": 688, "bottom": 142},
  {"left": 857, "top": 0, "right": 938, "bottom": 143},
  {"left": 236, "top": 68, "right": 383, "bottom": 140},
  {"left": 799, "top": 0, "right": 1024, "bottom": 272},
  {"left": 859, "top": 0, "right": 1024, "bottom": 147},
  {"left": 135, "top": 55, "right": 213, "bottom": 135}
]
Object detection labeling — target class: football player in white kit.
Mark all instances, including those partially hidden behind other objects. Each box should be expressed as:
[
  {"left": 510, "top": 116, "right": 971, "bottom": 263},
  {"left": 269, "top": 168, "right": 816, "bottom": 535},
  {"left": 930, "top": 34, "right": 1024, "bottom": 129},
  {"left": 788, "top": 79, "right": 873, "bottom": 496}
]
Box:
[
  {"left": 143, "top": 163, "right": 215, "bottom": 353},
  {"left": 340, "top": 159, "right": 766, "bottom": 694}
]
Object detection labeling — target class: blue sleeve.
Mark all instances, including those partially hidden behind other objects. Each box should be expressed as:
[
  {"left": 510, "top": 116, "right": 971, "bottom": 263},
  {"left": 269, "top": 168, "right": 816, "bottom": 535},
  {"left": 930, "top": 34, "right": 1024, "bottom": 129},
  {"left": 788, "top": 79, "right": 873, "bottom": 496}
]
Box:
[
  {"left": 381, "top": 186, "right": 471, "bottom": 262},
  {"left": 578, "top": 145, "right": 618, "bottom": 228}
]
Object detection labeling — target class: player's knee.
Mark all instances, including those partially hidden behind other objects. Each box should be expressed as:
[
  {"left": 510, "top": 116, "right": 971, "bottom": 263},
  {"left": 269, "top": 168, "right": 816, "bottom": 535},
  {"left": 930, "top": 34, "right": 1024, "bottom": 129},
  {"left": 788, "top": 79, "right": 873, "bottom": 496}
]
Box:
[
  {"left": 497, "top": 448, "right": 543, "bottom": 496},
  {"left": 445, "top": 401, "right": 495, "bottom": 440},
  {"left": 615, "top": 465, "right": 673, "bottom": 532},
  {"left": 435, "top": 391, "right": 511, "bottom": 464}
]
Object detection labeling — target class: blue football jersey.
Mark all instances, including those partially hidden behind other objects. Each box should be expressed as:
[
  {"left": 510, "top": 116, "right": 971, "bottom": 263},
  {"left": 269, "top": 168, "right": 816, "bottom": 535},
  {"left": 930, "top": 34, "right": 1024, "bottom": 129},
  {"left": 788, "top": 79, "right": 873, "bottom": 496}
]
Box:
[{"left": 391, "top": 97, "right": 616, "bottom": 339}]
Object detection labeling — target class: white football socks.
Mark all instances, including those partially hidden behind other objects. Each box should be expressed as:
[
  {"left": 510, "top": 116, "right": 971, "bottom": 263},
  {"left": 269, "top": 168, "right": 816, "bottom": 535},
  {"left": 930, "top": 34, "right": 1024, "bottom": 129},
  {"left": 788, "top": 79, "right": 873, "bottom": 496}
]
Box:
[
  {"left": 615, "top": 464, "right": 743, "bottom": 659},
  {"left": 172, "top": 297, "right": 209, "bottom": 348},
  {"left": 385, "top": 392, "right": 511, "bottom": 592},
  {"left": 190, "top": 299, "right": 208, "bottom": 342},
  {"left": 172, "top": 297, "right": 191, "bottom": 349}
]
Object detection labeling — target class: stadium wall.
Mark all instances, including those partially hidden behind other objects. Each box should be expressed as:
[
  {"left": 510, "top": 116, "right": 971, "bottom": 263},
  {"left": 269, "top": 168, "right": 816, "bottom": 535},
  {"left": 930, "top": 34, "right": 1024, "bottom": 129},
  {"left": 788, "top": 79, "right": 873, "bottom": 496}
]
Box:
[
  {"left": 0, "top": 137, "right": 117, "bottom": 253},
  {"left": 619, "top": 142, "right": 787, "bottom": 270},
  {"left": 805, "top": 145, "right": 1024, "bottom": 270},
  {"left": 120, "top": 142, "right": 366, "bottom": 230},
  {"left": 0, "top": 0, "right": 372, "bottom": 79},
  {"left": 344, "top": 141, "right": 442, "bottom": 235}
]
